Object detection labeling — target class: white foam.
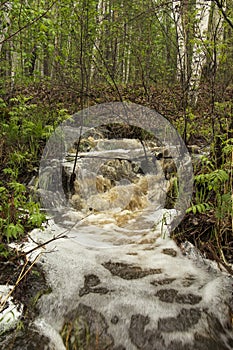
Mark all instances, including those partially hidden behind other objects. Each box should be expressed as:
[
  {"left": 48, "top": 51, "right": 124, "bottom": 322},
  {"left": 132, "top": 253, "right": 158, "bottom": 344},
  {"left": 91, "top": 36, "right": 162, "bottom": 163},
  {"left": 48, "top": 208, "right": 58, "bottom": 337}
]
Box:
[{"left": 0, "top": 285, "right": 23, "bottom": 334}]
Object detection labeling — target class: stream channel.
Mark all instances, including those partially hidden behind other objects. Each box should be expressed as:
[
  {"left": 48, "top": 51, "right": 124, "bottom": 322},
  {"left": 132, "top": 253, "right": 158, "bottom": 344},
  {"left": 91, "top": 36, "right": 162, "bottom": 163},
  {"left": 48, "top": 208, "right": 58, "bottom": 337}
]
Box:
[{"left": 1, "top": 103, "right": 233, "bottom": 349}]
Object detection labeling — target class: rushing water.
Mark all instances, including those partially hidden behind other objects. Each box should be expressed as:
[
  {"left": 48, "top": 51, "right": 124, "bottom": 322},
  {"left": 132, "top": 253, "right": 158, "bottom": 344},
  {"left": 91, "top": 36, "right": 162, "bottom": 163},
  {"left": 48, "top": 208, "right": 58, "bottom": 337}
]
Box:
[
  {"left": 1, "top": 103, "right": 232, "bottom": 349},
  {"left": 59, "top": 137, "right": 173, "bottom": 247},
  {"left": 19, "top": 132, "right": 232, "bottom": 350}
]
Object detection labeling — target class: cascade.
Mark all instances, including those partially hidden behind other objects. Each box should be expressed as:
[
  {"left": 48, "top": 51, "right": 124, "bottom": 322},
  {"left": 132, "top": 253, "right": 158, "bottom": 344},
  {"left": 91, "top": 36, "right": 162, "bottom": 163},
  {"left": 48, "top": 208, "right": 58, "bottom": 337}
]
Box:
[{"left": 1, "top": 103, "right": 232, "bottom": 350}]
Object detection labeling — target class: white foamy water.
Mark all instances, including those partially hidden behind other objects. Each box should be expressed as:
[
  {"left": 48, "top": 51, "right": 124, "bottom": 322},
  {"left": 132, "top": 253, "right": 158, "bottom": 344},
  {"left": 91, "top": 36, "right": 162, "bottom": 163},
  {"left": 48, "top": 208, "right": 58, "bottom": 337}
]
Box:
[
  {"left": 53, "top": 136, "right": 175, "bottom": 248},
  {"left": 26, "top": 135, "right": 232, "bottom": 349},
  {"left": 2, "top": 103, "right": 232, "bottom": 349},
  {"left": 24, "top": 219, "right": 232, "bottom": 350}
]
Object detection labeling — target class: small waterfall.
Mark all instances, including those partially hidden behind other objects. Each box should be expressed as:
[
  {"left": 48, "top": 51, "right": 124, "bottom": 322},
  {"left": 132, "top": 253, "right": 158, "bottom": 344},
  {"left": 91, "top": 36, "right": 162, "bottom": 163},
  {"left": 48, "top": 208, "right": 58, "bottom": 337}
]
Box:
[
  {"left": 41, "top": 129, "right": 177, "bottom": 247},
  {"left": 29, "top": 124, "right": 232, "bottom": 349},
  {"left": 2, "top": 104, "right": 232, "bottom": 350}
]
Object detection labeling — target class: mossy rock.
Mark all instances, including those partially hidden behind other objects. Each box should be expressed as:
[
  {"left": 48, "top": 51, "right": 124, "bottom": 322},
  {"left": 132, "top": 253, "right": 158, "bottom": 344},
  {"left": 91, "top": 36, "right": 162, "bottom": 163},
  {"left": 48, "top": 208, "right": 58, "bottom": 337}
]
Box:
[{"left": 61, "top": 303, "right": 114, "bottom": 350}]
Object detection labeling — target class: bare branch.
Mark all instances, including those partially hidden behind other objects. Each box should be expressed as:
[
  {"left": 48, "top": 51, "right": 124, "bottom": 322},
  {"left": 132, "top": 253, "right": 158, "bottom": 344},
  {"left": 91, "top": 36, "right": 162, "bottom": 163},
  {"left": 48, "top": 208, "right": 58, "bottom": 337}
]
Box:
[
  {"left": 214, "top": 0, "right": 233, "bottom": 30},
  {"left": 0, "top": 253, "right": 42, "bottom": 312},
  {"left": 0, "top": 0, "right": 58, "bottom": 45},
  {"left": 25, "top": 211, "right": 96, "bottom": 256},
  {"left": 24, "top": 231, "right": 68, "bottom": 256}
]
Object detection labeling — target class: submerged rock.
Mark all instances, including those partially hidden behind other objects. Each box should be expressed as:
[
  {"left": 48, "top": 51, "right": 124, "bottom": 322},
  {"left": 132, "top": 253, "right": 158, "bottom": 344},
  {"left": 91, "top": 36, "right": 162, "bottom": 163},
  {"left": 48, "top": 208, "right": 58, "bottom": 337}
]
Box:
[
  {"left": 15, "top": 121, "right": 232, "bottom": 349},
  {"left": 61, "top": 303, "right": 114, "bottom": 350},
  {"left": 0, "top": 327, "right": 51, "bottom": 350},
  {"left": 21, "top": 222, "right": 232, "bottom": 350}
]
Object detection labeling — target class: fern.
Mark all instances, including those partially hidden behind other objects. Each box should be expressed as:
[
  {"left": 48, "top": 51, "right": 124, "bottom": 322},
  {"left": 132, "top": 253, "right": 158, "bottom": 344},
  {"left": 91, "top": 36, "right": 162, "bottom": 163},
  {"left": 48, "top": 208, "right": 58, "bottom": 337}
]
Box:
[{"left": 186, "top": 202, "right": 212, "bottom": 214}]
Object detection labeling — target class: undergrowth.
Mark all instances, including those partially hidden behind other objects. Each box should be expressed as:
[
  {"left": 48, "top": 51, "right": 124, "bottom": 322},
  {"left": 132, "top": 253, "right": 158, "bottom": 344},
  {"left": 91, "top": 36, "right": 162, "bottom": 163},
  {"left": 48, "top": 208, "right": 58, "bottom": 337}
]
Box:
[
  {"left": 0, "top": 82, "right": 232, "bottom": 270},
  {"left": 0, "top": 94, "right": 70, "bottom": 257},
  {"left": 174, "top": 133, "right": 233, "bottom": 269}
]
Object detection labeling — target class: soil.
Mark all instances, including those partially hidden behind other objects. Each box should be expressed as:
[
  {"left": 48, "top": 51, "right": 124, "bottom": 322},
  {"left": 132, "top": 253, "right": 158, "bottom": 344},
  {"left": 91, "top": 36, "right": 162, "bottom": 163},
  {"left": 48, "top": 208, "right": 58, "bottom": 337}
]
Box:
[
  {"left": 172, "top": 212, "right": 233, "bottom": 274},
  {"left": 0, "top": 251, "right": 51, "bottom": 350}
]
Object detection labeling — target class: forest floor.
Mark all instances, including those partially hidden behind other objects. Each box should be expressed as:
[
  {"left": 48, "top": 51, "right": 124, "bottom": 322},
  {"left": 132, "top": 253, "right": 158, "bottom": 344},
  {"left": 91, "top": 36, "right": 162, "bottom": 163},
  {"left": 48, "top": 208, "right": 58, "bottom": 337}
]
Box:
[{"left": 1, "top": 81, "right": 233, "bottom": 262}]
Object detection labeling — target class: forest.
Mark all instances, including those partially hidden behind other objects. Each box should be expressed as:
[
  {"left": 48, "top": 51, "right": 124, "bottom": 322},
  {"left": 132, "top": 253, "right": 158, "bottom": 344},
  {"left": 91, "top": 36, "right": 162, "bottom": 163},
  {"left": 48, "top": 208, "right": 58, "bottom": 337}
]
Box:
[{"left": 0, "top": 0, "right": 232, "bottom": 273}]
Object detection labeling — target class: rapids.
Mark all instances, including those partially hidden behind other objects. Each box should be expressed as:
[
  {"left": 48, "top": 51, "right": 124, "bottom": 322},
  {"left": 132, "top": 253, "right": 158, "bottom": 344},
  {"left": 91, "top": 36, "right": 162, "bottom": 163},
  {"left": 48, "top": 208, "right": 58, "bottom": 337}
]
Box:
[
  {"left": 60, "top": 137, "right": 173, "bottom": 246},
  {"left": 18, "top": 130, "right": 233, "bottom": 349},
  {"left": 1, "top": 103, "right": 232, "bottom": 349}
]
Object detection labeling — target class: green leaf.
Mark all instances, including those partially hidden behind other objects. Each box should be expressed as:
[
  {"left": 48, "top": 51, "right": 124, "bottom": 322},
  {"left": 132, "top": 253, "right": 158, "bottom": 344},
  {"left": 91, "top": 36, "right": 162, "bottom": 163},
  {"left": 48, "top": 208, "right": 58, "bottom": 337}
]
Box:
[
  {"left": 9, "top": 182, "right": 26, "bottom": 193},
  {"left": 5, "top": 223, "right": 24, "bottom": 242},
  {"left": 28, "top": 212, "right": 46, "bottom": 227},
  {"left": 0, "top": 244, "right": 10, "bottom": 258},
  {"left": 186, "top": 202, "right": 212, "bottom": 214}
]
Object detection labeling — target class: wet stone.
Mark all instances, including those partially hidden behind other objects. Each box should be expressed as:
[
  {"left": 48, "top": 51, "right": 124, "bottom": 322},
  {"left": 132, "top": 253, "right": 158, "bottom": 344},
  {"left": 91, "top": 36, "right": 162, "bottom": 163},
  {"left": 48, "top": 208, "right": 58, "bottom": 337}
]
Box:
[
  {"left": 162, "top": 248, "right": 177, "bottom": 257},
  {"left": 155, "top": 288, "right": 178, "bottom": 303},
  {"left": 168, "top": 340, "right": 191, "bottom": 350},
  {"left": 175, "top": 293, "right": 202, "bottom": 305},
  {"left": 151, "top": 278, "right": 176, "bottom": 286},
  {"left": 129, "top": 314, "right": 165, "bottom": 349},
  {"left": 84, "top": 274, "right": 101, "bottom": 287},
  {"left": 158, "top": 308, "right": 202, "bottom": 332},
  {"left": 155, "top": 288, "right": 203, "bottom": 305},
  {"left": 79, "top": 274, "right": 110, "bottom": 297},
  {"left": 193, "top": 333, "right": 231, "bottom": 350},
  {"left": 0, "top": 327, "right": 50, "bottom": 350},
  {"left": 206, "top": 313, "right": 229, "bottom": 334},
  {"left": 102, "top": 261, "right": 162, "bottom": 280},
  {"left": 166, "top": 333, "right": 232, "bottom": 350},
  {"left": 182, "top": 275, "right": 197, "bottom": 287},
  {"left": 111, "top": 315, "right": 119, "bottom": 324},
  {"left": 79, "top": 285, "right": 110, "bottom": 297},
  {"left": 99, "top": 159, "right": 140, "bottom": 183},
  {"left": 61, "top": 303, "right": 114, "bottom": 350},
  {"left": 227, "top": 337, "right": 233, "bottom": 348}
]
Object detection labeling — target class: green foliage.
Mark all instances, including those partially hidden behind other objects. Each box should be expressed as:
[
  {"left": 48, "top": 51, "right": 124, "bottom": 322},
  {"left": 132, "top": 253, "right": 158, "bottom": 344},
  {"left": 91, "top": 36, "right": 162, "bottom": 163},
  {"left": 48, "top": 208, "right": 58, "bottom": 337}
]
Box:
[
  {"left": 195, "top": 168, "right": 228, "bottom": 192},
  {"left": 0, "top": 95, "right": 70, "bottom": 177},
  {"left": 0, "top": 182, "right": 46, "bottom": 244},
  {"left": 186, "top": 143, "right": 232, "bottom": 231},
  {"left": 222, "top": 137, "right": 233, "bottom": 155},
  {"left": 186, "top": 202, "right": 212, "bottom": 214},
  {"left": 0, "top": 0, "right": 179, "bottom": 89},
  {"left": 0, "top": 95, "right": 71, "bottom": 257},
  {"left": 0, "top": 94, "right": 72, "bottom": 258},
  {"left": 0, "top": 243, "right": 10, "bottom": 259}
]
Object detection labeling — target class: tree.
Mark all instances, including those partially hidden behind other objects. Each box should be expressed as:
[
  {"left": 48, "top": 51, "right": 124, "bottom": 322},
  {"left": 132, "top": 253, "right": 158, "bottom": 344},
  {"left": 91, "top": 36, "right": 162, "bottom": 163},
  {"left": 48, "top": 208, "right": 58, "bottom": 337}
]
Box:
[{"left": 0, "top": 1, "right": 12, "bottom": 54}]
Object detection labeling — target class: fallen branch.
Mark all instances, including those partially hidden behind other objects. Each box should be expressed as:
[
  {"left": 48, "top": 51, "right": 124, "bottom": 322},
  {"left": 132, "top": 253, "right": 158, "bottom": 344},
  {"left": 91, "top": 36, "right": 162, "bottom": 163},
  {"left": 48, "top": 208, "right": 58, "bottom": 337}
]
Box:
[
  {"left": 205, "top": 242, "right": 233, "bottom": 275},
  {"left": 24, "top": 231, "right": 68, "bottom": 256},
  {"left": 0, "top": 253, "right": 42, "bottom": 313},
  {"left": 25, "top": 210, "right": 94, "bottom": 256}
]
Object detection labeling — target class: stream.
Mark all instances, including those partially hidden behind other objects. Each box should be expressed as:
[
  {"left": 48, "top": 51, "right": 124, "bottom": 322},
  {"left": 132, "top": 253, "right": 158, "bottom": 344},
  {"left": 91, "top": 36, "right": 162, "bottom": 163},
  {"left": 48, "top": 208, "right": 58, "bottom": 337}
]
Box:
[{"left": 1, "top": 103, "right": 233, "bottom": 349}]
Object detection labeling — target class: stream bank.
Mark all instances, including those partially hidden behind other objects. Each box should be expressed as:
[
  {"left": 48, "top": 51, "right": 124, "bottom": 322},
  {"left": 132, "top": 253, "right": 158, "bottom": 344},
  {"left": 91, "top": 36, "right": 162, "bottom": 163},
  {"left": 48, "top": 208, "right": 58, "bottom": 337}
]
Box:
[{"left": 1, "top": 102, "right": 232, "bottom": 349}]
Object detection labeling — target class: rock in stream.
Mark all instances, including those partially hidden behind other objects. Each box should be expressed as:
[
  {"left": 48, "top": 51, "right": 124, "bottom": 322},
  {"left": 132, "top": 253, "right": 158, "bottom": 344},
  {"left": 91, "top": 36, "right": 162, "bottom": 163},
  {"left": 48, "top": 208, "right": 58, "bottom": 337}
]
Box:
[{"left": 1, "top": 109, "right": 232, "bottom": 349}]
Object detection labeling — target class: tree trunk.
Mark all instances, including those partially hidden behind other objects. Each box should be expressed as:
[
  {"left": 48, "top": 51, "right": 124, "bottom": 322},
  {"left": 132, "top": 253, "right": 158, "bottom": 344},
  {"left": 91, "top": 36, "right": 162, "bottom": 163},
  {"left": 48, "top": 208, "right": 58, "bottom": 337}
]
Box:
[
  {"left": 90, "top": 0, "right": 106, "bottom": 84},
  {"left": 189, "top": 0, "right": 212, "bottom": 104},
  {"left": 0, "top": 2, "right": 12, "bottom": 54},
  {"left": 173, "top": 0, "right": 226, "bottom": 105}
]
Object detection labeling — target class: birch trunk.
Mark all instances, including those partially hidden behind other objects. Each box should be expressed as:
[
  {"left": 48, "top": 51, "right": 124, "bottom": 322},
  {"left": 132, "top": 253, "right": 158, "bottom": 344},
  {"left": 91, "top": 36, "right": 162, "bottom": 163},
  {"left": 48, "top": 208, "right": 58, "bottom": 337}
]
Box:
[
  {"left": 10, "top": 40, "right": 17, "bottom": 90},
  {"left": 0, "top": 2, "right": 12, "bottom": 54},
  {"left": 173, "top": 0, "right": 226, "bottom": 104},
  {"left": 189, "top": 0, "right": 211, "bottom": 103},
  {"left": 90, "top": 0, "right": 106, "bottom": 83},
  {"left": 172, "top": 0, "right": 189, "bottom": 90},
  {"left": 122, "top": 23, "right": 131, "bottom": 84}
]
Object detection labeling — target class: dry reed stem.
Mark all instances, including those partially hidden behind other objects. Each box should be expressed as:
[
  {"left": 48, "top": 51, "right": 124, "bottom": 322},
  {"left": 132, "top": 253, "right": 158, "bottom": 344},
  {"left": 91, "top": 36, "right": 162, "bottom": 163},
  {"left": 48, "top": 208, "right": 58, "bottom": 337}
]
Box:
[{"left": 0, "top": 253, "right": 42, "bottom": 313}]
